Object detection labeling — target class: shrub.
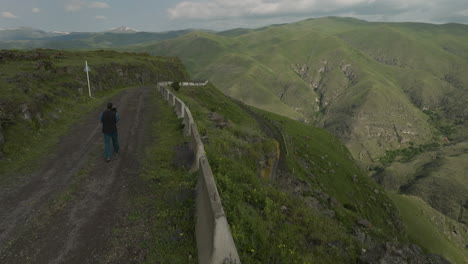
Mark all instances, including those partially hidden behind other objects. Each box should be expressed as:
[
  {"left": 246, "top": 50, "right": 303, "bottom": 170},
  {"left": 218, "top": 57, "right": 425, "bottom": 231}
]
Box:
[{"left": 171, "top": 81, "right": 181, "bottom": 91}]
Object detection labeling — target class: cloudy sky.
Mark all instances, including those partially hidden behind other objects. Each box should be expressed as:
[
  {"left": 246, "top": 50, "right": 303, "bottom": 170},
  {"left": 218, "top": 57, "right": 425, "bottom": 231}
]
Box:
[{"left": 1, "top": 0, "right": 468, "bottom": 32}]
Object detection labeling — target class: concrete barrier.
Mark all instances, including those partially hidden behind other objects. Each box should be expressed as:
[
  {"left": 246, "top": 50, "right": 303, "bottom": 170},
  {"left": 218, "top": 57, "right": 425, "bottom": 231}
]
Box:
[
  {"left": 189, "top": 121, "right": 205, "bottom": 172},
  {"left": 164, "top": 88, "right": 169, "bottom": 101},
  {"left": 158, "top": 81, "right": 208, "bottom": 87},
  {"left": 175, "top": 98, "right": 185, "bottom": 118},
  {"left": 183, "top": 107, "right": 194, "bottom": 137},
  {"left": 197, "top": 156, "right": 240, "bottom": 264},
  {"left": 157, "top": 83, "right": 240, "bottom": 264},
  {"left": 168, "top": 92, "right": 176, "bottom": 106}
]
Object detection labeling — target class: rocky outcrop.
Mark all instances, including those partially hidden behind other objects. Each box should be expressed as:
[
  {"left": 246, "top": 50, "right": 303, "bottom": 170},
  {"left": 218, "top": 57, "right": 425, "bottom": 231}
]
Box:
[
  {"left": 340, "top": 63, "right": 358, "bottom": 86},
  {"left": 360, "top": 242, "right": 450, "bottom": 264},
  {"left": 292, "top": 60, "right": 329, "bottom": 91},
  {"left": 294, "top": 57, "right": 434, "bottom": 165}
]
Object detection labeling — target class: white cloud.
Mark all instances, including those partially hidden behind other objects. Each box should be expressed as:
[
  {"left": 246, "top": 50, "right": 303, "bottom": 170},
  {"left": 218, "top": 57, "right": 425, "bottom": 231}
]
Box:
[
  {"left": 1, "top": 11, "right": 18, "bottom": 19},
  {"left": 95, "top": 15, "right": 107, "bottom": 20},
  {"left": 66, "top": 1, "right": 85, "bottom": 12},
  {"left": 66, "top": 1, "right": 110, "bottom": 12},
  {"left": 168, "top": 0, "right": 377, "bottom": 19},
  {"left": 32, "top": 8, "right": 41, "bottom": 13},
  {"left": 167, "top": 0, "right": 465, "bottom": 25},
  {"left": 88, "top": 2, "right": 110, "bottom": 9},
  {"left": 457, "top": 9, "right": 468, "bottom": 17}
]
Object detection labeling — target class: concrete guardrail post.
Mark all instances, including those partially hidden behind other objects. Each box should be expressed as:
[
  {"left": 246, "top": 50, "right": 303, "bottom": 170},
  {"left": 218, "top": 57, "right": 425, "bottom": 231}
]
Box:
[
  {"left": 190, "top": 122, "right": 205, "bottom": 172},
  {"left": 175, "top": 98, "right": 185, "bottom": 118},
  {"left": 183, "top": 107, "right": 193, "bottom": 137}
]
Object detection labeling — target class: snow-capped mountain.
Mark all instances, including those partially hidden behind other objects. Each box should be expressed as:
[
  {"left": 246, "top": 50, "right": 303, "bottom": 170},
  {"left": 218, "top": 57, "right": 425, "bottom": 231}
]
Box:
[
  {"left": 51, "top": 31, "right": 70, "bottom": 35},
  {"left": 106, "top": 26, "right": 140, "bottom": 33}
]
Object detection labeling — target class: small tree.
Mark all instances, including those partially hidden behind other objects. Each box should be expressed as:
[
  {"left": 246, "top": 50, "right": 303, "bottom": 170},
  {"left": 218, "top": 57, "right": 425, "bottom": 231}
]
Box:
[{"left": 171, "top": 81, "right": 180, "bottom": 91}]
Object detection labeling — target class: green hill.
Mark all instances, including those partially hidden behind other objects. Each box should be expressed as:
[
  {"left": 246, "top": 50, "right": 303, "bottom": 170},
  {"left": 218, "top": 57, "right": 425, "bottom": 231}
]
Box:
[
  {"left": 171, "top": 83, "right": 463, "bottom": 263},
  {"left": 130, "top": 17, "right": 468, "bottom": 232},
  {"left": 390, "top": 193, "right": 467, "bottom": 264}
]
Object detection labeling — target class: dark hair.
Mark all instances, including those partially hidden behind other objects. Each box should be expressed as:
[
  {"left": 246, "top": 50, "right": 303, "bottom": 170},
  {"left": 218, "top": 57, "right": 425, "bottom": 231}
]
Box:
[{"left": 107, "top": 103, "right": 113, "bottom": 110}]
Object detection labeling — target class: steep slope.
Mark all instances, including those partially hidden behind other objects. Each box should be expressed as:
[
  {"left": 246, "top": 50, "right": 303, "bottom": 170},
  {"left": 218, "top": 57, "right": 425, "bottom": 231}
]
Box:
[
  {"left": 172, "top": 83, "right": 457, "bottom": 263},
  {"left": 390, "top": 193, "right": 467, "bottom": 264},
  {"left": 134, "top": 19, "right": 443, "bottom": 162},
  {"left": 132, "top": 17, "right": 468, "bottom": 229}
]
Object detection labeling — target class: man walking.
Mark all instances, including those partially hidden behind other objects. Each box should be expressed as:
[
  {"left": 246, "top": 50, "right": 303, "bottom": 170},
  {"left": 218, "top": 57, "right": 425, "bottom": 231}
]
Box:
[{"left": 100, "top": 102, "right": 120, "bottom": 162}]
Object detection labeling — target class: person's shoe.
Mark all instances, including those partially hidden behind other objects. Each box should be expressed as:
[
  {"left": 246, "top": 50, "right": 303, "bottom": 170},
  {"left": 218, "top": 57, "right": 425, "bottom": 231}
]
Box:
[{"left": 106, "top": 157, "right": 111, "bottom": 162}]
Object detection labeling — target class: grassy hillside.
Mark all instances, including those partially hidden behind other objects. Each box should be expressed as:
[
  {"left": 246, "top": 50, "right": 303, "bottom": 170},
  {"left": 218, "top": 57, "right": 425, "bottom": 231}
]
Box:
[
  {"left": 0, "top": 49, "right": 188, "bottom": 182},
  {"left": 170, "top": 83, "right": 452, "bottom": 263},
  {"left": 390, "top": 194, "right": 468, "bottom": 264},
  {"left": 135, "top": 17, "right": 467, "bottom": 161},
  {"left": 130, "top": 17, "right": 468, "bottom": 229}
]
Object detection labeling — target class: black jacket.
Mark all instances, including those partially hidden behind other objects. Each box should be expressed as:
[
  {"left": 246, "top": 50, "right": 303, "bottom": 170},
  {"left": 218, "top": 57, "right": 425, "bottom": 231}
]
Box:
[{"left": 101, "top": 110, "right": 118, "bottom": 134}]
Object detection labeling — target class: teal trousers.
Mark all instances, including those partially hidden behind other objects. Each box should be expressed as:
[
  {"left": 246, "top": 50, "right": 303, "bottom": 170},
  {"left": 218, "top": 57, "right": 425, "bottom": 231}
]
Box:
[{"left": 104, "top": 132, "right": 119, "bottom": 159}]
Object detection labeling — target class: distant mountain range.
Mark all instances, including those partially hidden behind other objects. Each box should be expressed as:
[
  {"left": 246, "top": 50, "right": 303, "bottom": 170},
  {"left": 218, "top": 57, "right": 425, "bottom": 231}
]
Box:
[
  {"left": 0, "top": 27, "right": 69, "bottom": 41},
  {"left": 0, "top": 26, "right": 216, "bottom": 49},
  {"left": 0, "top": 26, "right": 144, "bottom": 40}
]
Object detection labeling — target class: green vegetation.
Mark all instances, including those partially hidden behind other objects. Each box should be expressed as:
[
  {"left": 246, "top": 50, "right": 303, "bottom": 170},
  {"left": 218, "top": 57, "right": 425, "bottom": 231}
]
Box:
[
  {"left": 0, "top": 83, "right": 123, "bottom": 183},
  {"left": 131, "top": 16, "right": 467, "bottom": 166},
  {"left": 390, "top": 194, "right": 468, "bottom": 264},
  {"left": 107, "top": 93, "right": 197, "bottom": 263},
  {"left": 130, "top": 17, "right": 466, "bottom": 163},
  {"left": 130, "top": 17, "right": 468, "bottom": 240},
  {"left": 171, "top": 81, "right": 181, "bottom": 91},
  {"left": 0, "top": 49, "right": 188, "bottom": 184},
  {"left": 378, "top": 142, "right": 440, "bottom": 165},
  {"left": 173, "top": 83, "right": 405, "bottom": 263}
]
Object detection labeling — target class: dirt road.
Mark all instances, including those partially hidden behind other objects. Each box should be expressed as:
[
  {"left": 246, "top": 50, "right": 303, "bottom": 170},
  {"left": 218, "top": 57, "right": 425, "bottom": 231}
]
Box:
[{"left": 0, "top": 86, "right": 157, "bottom": 264}]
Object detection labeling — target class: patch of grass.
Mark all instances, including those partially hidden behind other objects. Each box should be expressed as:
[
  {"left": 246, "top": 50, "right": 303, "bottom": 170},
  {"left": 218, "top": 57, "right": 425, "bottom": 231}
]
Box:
[
  {"left": 378, "top": 142, "right": 440, "bottom": 165},
  {"left": 390, "top": 193, "right": 468, "bottom": 264},
  {"left": 48, "top": 162, "right": 94, "bottom": 213},
  {"left": 114, "top": 92, "right": 197, "bottom": 263},
  {"left": 261, "top": 109, "right": 402, "bottom": 237}
]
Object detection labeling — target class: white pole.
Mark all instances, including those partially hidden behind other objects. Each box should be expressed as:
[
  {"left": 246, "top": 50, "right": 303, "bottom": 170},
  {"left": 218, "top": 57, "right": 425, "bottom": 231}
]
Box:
[{"left": 86, "top": 61, "right": 92, "bottom": 98}]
